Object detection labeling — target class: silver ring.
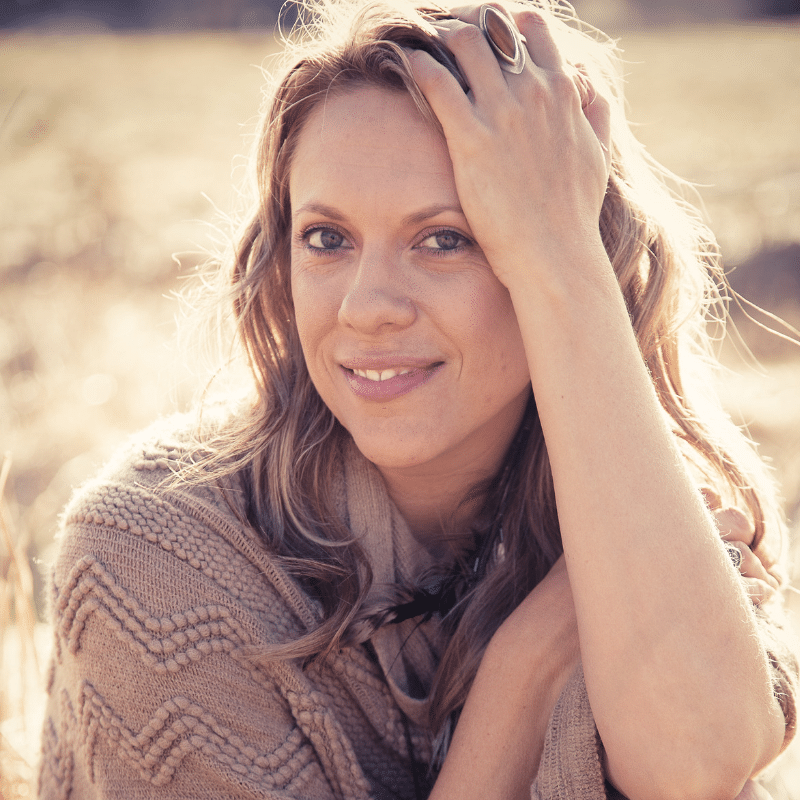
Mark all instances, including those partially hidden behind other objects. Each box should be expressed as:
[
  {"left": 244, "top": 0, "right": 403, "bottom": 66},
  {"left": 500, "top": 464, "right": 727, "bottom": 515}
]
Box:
[
  {"left": 480, "top": 5, "right": 526, "bottom": 75},
  {"left": 725, "top": 543, "right": 743, "bottom": 571}
]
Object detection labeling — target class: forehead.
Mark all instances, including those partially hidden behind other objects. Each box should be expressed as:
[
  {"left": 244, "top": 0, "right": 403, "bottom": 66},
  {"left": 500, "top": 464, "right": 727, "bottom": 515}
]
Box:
[{"left": 289, "top": 84, "right": 455, "bottom": 207}]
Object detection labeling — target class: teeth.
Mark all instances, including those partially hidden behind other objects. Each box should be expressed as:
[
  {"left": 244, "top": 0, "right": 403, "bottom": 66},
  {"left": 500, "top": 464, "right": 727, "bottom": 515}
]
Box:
[{"left": 352, "top": 367, "right": 413, "bottom": 381}]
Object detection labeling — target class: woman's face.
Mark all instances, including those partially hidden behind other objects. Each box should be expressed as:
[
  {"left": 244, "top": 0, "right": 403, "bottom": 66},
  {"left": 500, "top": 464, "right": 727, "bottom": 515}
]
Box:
[{"left": 289, "top": 85, "right": 531, "bottom": 480}]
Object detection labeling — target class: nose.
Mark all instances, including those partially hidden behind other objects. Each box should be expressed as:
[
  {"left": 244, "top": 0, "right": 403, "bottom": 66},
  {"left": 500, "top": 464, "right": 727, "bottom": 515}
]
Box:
[{"left": 337, "top": 250, "right": 417, "bottom": 334}]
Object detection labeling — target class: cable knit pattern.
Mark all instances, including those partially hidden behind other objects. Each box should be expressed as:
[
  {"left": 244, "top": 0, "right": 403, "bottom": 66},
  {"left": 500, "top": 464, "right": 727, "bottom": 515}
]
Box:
[{"left": 39, "top": 416, "right": 798, "bottom": 800}]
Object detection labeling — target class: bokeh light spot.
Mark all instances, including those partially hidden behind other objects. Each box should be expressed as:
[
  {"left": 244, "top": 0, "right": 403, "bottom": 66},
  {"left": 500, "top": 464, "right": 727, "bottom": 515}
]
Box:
[{"left": 81, "top": 372, "right": 118, "bottom": 406}]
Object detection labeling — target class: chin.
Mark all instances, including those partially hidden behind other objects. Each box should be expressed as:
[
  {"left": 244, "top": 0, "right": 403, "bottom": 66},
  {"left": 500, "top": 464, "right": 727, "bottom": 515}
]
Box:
[
  {"left": 343, "top": 423, "right": 442, "bottom": 473},
  {"left": 349, "top": 437, "right": 429, "bottom": 472}
]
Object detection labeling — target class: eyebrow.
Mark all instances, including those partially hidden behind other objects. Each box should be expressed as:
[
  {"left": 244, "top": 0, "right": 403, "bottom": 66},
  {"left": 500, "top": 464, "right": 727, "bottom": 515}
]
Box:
[
  {"left": 402, "top": 203, "right": 466, "bottom": 226},
  {"left": 291, "top": 202, "right": 466, "bottom": 226},
  {"left": 292, "top": 202, "right": 347, "bottom": 223}
]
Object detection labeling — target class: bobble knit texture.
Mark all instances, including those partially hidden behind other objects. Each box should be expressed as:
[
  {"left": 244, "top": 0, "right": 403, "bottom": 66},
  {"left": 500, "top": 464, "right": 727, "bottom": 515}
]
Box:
[{"left": 40, "top": 418, "right": 798, "bottom": 799}]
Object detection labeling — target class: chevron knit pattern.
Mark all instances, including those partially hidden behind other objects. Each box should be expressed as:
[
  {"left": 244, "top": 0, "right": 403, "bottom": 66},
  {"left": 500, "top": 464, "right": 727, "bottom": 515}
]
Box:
[{"left": 39, "top": 417, "right": 798, "bottom": 799}]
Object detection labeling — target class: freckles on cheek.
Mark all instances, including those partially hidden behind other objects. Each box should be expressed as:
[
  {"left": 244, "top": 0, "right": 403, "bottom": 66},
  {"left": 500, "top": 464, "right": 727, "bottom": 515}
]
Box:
[
  {"left": 290, "top": 273, "right": 343, "bottom": 378},
  {"left": 289, "top": 289, "right": 318, "bottom": 363},
  {"left": 291, "top": 270, "right": 320, "bottom": 323}
]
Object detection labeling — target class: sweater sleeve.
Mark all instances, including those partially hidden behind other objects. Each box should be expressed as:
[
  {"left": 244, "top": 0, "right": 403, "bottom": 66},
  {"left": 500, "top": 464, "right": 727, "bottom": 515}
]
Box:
[{"left": 38, "top": 468, "right": 372, "bottom": 800}]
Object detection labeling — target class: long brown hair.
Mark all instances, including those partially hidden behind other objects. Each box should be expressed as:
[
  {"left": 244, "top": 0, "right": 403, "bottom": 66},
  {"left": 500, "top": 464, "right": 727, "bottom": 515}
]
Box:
[{"left": 187, "top": 0, "right": 787, "bottom": 750}]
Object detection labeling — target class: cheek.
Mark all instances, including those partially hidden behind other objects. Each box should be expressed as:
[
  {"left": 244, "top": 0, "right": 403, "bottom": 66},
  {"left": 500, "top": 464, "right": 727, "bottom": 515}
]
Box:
[
  {"left": 466, "top": 283, "right": 526, "bottom": 367},
  {"left": 289, "top": 270, "right": 351, "bottom": 415},
  {"left": 291, "top": 270, "right": 336, "bottom": 351},
  {"left": 291, "top": 283, "right": 327, "bottom": 394}
]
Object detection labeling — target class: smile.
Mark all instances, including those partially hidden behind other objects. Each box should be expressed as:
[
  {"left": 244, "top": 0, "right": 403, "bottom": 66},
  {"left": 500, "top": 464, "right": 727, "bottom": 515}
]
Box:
[{"left": 341, "top": 362, "right": 443, "bottom": 400}]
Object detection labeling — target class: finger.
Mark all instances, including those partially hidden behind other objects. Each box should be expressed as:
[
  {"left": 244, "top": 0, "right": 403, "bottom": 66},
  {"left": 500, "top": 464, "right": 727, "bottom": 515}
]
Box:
[
  {"left": 584, "top": 98, "right": 611, "bottom": 176},
  {"left": 513, "top": 6, "right": 563, "bottom": 70},
  {"left": 716, "top": 506, "right": 755, "bottom": 547},
  {"left": 444, "top": 2, "right": 482, "bottom": 25},
  {"left": 572, "top": 65, "right": 611, "bottom": 176},
  {"left": 406, "top": 48, "right": 478, "bottom": 139},
  {"left": 726, "top": 540, "right": 779, "bottom": 589},
  {"left": 700, "top": 486, "right": 722, "bottom": 511},
  {"left": 446, "top": 2, "right": 521, "bottom": 28},
  {"left": 432, "top": 18, "right": 513, "bottom": 103},
  {"left": 724, "top": 539, "right": 779, "bottom": 606},
  {"left": 570, "top": 66, "right": 595, "bottom": 109},
  {"left": 448, "top": 3, "right": 565, "bottom": 72},
  {"left": 741, "top": 577, "right": 777, "bottom": 607}
]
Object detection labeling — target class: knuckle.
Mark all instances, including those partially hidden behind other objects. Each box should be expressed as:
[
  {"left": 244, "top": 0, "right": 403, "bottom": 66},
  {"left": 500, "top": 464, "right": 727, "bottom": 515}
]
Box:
[
  {"left": 715, "top": 506, "right": 754, "bottom": 541},
  {"left": 572, "top": 74, "right": 592, "bottom": 105},
  {"left": 516, "top": 8, "right": 547, "bottom": 28},
  {"left": 448, "top": 23, "right": 485, "bottom": 50},
  {"left": 518, "top": 75, "right": 551, "bottom": 110},
  {"left": 592, "top": 90, "right": 611, "bottom": 114},
  {"left": 727, "top": 539, "right": 745, "bottom": 555},
  {"left": 591, "top": 95, "right": 611, "bottom": 123},
  {"left": 550, "top": 71, "right": 579, "bottom": 104},
  {"left": 741, "top": 549, "right": 759, "bottom": 573},
  {"left": 520, "top": 73, "right": 545, "bottom": 98},
  {"left": 426, "top": 65, "right": 452, "bottom": 93}
]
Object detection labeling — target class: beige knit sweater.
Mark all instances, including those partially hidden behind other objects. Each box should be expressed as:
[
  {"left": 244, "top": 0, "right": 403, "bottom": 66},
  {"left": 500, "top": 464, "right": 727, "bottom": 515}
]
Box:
[{"left": 39, "top": 418, "right": 797, "bottom": 799}]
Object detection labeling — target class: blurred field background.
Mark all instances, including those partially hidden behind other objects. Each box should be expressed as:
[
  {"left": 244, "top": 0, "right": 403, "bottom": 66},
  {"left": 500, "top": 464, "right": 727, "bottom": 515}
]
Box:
[{"left": 1, "top": 2, "right": 800, "bottom": 798}]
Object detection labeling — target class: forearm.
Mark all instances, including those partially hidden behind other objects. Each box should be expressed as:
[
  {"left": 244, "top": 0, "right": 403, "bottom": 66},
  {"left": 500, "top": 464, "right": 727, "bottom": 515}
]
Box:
[
  {"left": 508, "top": 249, "right": 785, "bottom": 798},
  {"left": 430, "top": 563, "right": 579, "bottom": 800}
]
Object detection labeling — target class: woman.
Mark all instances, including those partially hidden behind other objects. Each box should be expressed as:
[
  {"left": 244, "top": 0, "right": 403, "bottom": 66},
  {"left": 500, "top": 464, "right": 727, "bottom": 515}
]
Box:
[{"left": 39, "top": 1, "right": 797, "bottom": 798}]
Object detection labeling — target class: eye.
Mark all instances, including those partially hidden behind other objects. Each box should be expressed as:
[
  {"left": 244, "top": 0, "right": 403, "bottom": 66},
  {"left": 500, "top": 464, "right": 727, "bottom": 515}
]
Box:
[
  {"left": 417, "top": 230, "right": 471, "bottom": 253},
  {"left": 303, "top": 227, "right": 351, "bottom": 252}
]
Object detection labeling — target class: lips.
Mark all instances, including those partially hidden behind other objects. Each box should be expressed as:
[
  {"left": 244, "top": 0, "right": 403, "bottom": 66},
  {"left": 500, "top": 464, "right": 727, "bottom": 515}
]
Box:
[{"left": 341, "top": 360, "right": 443, "bottom": 401}]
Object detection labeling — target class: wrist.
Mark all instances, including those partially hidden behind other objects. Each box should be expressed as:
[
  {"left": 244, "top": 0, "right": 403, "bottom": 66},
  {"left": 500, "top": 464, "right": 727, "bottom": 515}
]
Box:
[
  {"left": 432, "top": 598, "right": 579, "bottom": 800},
  {"left": 485, "top": 575, "right": 580, "bottom": 706},
  {"left": 500, "top": 232, "right": 615, "bottom": 309}
]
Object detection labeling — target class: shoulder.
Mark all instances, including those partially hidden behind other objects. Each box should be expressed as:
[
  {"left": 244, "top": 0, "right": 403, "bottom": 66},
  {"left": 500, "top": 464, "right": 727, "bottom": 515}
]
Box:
[
  {"left": 62, "top": 411, "right": 223, "bottom": 518},
  {"left": 52, "top": 411, "right": 318, "bottom": 642},
  {"left": 41, "top": 415, "right": 381, "bottom": 799}
]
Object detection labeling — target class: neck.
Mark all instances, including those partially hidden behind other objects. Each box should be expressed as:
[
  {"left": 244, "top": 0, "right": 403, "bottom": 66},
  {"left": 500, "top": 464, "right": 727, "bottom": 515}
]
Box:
[
  {"left": 377, "top": 461, "right": 493, "bottom": 559},
  {"left": 361, "top": 391, "right": 532, "bottom": 558}
]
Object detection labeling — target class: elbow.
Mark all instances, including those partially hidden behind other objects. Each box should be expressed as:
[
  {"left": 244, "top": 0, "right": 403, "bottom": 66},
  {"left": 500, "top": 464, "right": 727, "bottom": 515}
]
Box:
[
  {"left": 655, "top": 770, "right": 762, "bottom": 800},
  {"left": 610, "top": 762, "right": 753, "bottom": 800},
  {"left": 606, "top": 703, "right": 786, "bottom": 800}
]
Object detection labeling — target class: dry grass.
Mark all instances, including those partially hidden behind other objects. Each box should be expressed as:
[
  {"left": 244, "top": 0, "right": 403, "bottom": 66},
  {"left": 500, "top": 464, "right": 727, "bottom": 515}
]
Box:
[
  {"left": 1, "top": 20, "right": 799, "bottom": 799},
  {"left": 1, "top": 453, "right": 48, "bottom": 800}
]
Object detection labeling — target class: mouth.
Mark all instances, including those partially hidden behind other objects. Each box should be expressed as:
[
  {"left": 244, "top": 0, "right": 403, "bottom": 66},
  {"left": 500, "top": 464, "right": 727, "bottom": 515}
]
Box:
[
  {"left": 340, "top": 361, "right": 444, "bottom": 399},
  {"left": 349, "top": 367, "right": 415, "bottom": 382}
]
